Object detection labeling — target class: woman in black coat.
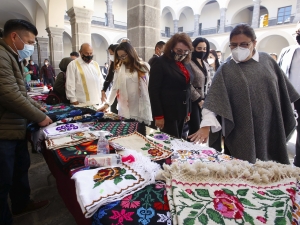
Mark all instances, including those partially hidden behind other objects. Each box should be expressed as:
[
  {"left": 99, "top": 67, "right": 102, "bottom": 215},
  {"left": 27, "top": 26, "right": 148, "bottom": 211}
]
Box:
[{"left": 149, "top": 33, "right": 194, "bottom": 138}]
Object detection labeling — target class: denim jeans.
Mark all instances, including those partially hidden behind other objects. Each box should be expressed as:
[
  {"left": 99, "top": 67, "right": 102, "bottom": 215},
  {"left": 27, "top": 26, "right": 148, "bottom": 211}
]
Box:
[{"left": 0, "top": 140, "right": 31, "bottom": 225}]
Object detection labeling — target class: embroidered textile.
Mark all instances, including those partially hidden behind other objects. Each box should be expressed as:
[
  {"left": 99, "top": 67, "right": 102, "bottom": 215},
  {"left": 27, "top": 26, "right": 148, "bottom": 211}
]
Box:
[
  {"left": 45, "top": 131, "right": 98, "bottom": 150},
  {"left": 53, "top": 122, "right": 139, "bottom": 171},
  {"left": 92, "top": 182, "right": 172, "bottom": 225},
  {"left": 72, "top": 151, "right": 161, "bottom": 217},
  {"left": 89, "top": 122, "right": 139, "bottom": 137},
  {"left": 159, "top": 160, "right": 300, "bottom": 225},
  {"left": 146, "top": 127, "right": 174, "bottom": 151},
  {"left": 43, "top": 123, "right": 87, "bottom": 139},
  {"left": 109, "top": 132, "right": 173, "bottom": 161},
  {"left": 170, "top": 139, "right": 234, "bottom": 164}
]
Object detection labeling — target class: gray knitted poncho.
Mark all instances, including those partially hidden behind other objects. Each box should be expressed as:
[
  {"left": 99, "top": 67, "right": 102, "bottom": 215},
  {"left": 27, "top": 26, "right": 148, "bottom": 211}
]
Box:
[{"left": 204, "top": 52, "right": 300, "bottom": 164}]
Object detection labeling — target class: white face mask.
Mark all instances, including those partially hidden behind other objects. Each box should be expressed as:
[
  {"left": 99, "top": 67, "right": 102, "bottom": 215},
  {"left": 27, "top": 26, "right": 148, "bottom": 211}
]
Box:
[
  {"left": 31, "top": 62, "right": 34, "bottom": 65},
  {"left": 45, "top": 62, "right": 48, "bottom": 65},
  {"left": 109, "top": 55, "right": 114, "bottom": 62},
  {"left": 231, "top": 46, "right": 251, "bottom": 62},
  {"left": 207, "top": 58, "right": 215, "bottom": 65}
]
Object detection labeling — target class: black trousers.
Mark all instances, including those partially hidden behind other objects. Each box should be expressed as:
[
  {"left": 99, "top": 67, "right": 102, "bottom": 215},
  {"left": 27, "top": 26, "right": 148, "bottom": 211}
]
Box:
[
  {"left": 188, "top": 101, "right": 201, "bottom": 136},
  {"left": 161, "top": 119, "right": 185, "bottom": 139},
  {"left": 0, "top": 140, "right": 31, "bottom": 225}
]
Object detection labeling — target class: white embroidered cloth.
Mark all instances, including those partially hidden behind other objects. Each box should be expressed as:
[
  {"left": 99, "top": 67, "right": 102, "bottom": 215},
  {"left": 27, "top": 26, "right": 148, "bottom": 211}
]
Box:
[
  {"left": 72, "top": 150, "right": 160, "bottom": 217},
  {"left": 43, "top": 122, "right": 87, "bottom": 139}
]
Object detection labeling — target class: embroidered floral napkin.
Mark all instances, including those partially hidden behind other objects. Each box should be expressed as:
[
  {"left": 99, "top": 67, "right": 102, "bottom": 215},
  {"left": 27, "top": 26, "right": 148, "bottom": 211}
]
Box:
[
  {"left": 109, "top": 131, "right": 173, "bottom": 161},
  {"left": 170, "top": 139, "right": 234, "bottom": 164},
  {"left": 158, "top": 160, "right": 300, "bottom": 225},
  {"left": 45, "top": 131, "right": 98, "bottom": 150},
  {"left": 72, "top": 150, "right": 161, "bottom": 218},
  {"left": 146, "top": 127, "right": 175, "bottom": 151}
]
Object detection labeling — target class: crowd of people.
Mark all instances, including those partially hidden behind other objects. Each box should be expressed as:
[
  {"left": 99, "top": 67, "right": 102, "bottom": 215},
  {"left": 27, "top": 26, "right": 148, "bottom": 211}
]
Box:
[{"left": 1, "top": 17, "right": 300, "bottom": 225}]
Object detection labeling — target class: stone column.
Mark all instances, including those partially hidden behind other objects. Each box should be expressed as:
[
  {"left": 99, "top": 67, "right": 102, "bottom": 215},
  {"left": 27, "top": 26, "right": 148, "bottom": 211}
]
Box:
[
  {"left": 46, "top": 27, "right": 64, "bottom": 75},
  {"left": 293, "top": 0, "right": 300, "bottom": 22},
  {"left": 193, "top": 14, "right": 200, "bottom": 37},
  {"left": 67, "top": 7, "right": 93, "bottom": 52},
  {"left": 174, "top": 19, "right": 178, "bottom": 34},
  {"left": 251, "top": 0, "right": 261, "bottom": 28},
  {"left": 218, "top": 8, "right": 227, "bottom": 33},
  {"left": 105, "top": 0, "right": 114, "bottom": 27},
  {"left": 127, "top": 0, "right": 161, "bottom": 62},
  {"left": 36, "top": 37, "right": 49, "bottom": 68}
]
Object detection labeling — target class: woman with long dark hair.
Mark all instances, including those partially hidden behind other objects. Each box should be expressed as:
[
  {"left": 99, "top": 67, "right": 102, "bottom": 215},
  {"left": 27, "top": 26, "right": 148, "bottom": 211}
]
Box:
[
  {"left": 207, "top": 49, "right": 220, "bottom": 80},
  {"left": 189, "top": 23, "right": 299, "bottom": 164},
  {"left": 149, "top": 33, "right": 194, "bottom": 138},
  {"left": 98, "top": 42, "right": 152, "bottom": 125},
  {"left": 188, "top": 37, "right": 211, "bottom": 136}
]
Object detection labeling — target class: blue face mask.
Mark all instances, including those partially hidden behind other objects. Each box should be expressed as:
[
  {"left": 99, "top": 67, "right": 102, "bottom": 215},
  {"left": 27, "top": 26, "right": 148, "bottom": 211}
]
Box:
[{"left": 13, "top": 34, "right": 34, "bottom": 59}]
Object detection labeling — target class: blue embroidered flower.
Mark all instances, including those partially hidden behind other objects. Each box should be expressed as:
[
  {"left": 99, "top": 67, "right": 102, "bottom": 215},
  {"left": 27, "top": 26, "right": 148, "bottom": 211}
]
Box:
[{"left": 137, "top": 207, "right": 155, "bottom": 225}]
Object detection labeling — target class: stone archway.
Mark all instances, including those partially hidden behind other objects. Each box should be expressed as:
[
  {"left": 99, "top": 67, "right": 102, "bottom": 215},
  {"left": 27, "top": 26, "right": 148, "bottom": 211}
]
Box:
[
  {"left": 257, "top": 35, "right": 289, "bottom": 57},
  {"left": 161, "top": 7, "right": 175, "bottom": 37},
  {"left": 178, "top": 7, "right": 194, "bottom": 35},
  {"left": 199, "top": 1, "right": 220, "bottom": 35},
  {"left": 91, "top": 33, "right": 109, "bottom": 66},
  {"left": 209, "top": 42, "right": 217, "bottom": 50}
]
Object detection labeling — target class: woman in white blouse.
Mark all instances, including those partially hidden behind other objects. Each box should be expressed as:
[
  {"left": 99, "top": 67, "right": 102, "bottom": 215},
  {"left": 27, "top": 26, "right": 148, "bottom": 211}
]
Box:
[{"left": 98, "top": 42, "right": 152, "bottom": 125}]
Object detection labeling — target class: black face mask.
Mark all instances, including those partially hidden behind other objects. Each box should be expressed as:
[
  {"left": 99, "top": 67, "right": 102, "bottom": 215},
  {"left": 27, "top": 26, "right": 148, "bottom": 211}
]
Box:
[
  {"left": 193, "top": 51, "right": 206, "bottom": 60},
  {"left": 296, "top": 35, "right": 300, "bottom": 45},
  {"left": 82, "top": 54, "right": 93, "bottom": 63}
]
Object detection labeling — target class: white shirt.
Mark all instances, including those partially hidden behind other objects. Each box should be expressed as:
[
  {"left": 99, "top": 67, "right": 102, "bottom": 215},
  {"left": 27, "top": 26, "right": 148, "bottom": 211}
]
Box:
[
  {"left": 107, "top": 69, "right": 140, "bottom": 117},
  {"left": 200, "top": 50, "right": 259, "bottom": 133},
  {"left": 66, "top": 57, "right": 104, "bottom": 105}
]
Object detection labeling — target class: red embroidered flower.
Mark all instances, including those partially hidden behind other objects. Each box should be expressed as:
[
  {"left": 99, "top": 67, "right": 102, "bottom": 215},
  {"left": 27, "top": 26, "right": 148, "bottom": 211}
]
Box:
[
  {"left": 256, "top": 216, "right": 267, "bottom": 223},
  {"left": 257, "top": 191, "right": 265, "bottom": 195},
  {"left": 213, "top": 190, "right": 244, "bottom": 219},
  {"left": 287, "top": 188, "right": 296, "bottom": 205},
  {"left": 93, "top": 167, "right": 121, "bottom": 183},
  {"left": 185, "top": 189, "right": 193, "bottom": 194},
  {"left": 153, "top": 195, "right": 170, "bottom": 211},
  {"left": 121, "top": 195, "right": 140, "bottom": 208},
  {"left": 110, "top": 209, "right": 134, "bottom": 223}
]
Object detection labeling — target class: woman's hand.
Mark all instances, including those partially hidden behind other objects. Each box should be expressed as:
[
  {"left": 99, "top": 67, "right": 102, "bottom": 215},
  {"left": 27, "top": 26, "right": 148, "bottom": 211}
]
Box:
[
  {"left": 98, "top": 104, "right": 109, "bottom": 112},
  {"left": 188, "top": 126, "right": 210, "bottom": 143},
  {"left": 101, "top": 91, "right": 107, "bottom": 103},
  {"left": 198, "top": 100, "right": 204, "bottom": 108},
  {"left": 155, "top": 118, "right": 165, "bottom": 130}
]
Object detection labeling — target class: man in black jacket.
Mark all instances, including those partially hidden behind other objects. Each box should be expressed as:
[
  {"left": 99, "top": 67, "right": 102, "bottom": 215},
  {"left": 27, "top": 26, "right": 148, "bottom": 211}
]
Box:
[
  {"left": 27, "top": 59, "right": 39, "bottom": 80},
  {"left": 148, "top": 41, "right": 165, "bottom": 67}
]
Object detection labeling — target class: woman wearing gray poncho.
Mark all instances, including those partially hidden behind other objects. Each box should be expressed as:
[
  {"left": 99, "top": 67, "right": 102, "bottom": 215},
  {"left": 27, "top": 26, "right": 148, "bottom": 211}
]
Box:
[{"left": 188, "top": 23, "right": 300, "bottom": 164}]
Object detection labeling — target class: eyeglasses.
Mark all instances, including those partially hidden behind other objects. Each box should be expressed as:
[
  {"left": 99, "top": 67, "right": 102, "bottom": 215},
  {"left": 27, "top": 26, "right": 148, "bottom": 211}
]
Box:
[
  {"left": 229, "top": 41, "right": 252, "bottom": 49},
  {"left": 118, "top": 54, "right": 128, "bottom": 60},
  {"left": 174, "top": 48, "right": 191, "bottom": 55}
]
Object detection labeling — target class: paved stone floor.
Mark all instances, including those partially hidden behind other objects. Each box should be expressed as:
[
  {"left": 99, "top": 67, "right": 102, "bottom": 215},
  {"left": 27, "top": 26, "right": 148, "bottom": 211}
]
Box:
[
  {"left": 12, "top": 147, "right": 76, "bottom": 225},
  {"left": 11, "top": 131, "right": 298, "bottom": 225}
]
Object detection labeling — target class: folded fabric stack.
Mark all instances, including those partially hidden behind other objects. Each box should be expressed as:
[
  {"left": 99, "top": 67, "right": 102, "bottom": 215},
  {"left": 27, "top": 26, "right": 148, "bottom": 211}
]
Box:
[
  {"left": 45, "top": 131, "right": 98, "bottom": 150},
  {"left": 72, "top": 150, "right": 161, "bottom": 218},
  {"left": 53, "top": 122, "right": 139, "bottom": 171},
  {"left": 109, "top": 131, "right": 173, "bottom": 161},
  {"left": 158, "top": 160, "right": 300, "bottom": 225}
]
